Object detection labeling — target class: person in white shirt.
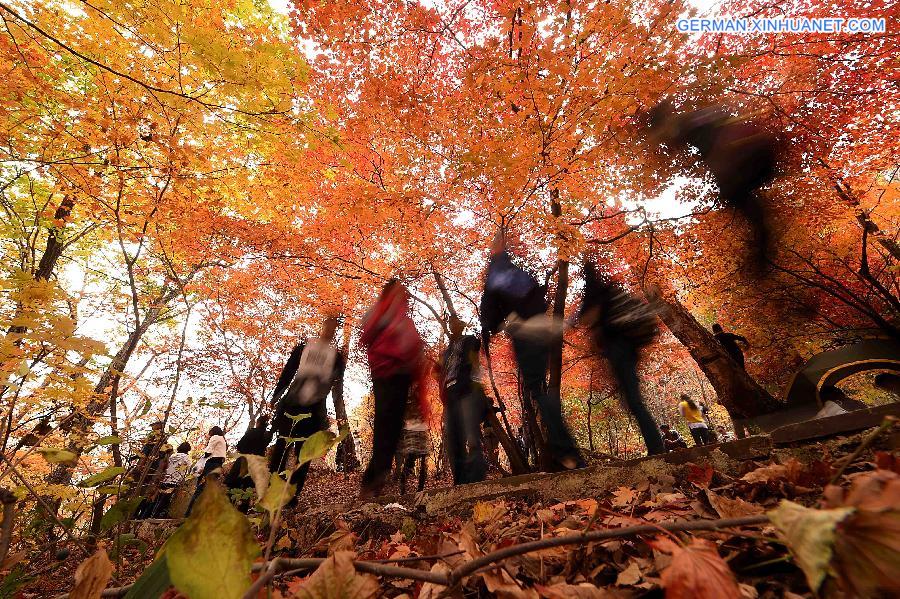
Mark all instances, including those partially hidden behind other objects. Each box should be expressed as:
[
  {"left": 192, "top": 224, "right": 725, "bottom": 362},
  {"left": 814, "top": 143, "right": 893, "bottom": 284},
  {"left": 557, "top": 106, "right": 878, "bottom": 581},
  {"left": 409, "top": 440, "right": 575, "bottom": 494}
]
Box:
[
  {"left": 186, "top": 426, "right": 227, "bottom": 515},
  {"left": 151, "top": 442, "right": 192, "bottom": 517}
]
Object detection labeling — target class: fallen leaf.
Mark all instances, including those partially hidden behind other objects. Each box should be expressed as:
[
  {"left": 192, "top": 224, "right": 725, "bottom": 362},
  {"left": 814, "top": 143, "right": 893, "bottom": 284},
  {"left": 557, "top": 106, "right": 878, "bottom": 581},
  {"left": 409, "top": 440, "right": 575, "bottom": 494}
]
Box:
[
  {"left": 659, "top": 538, "right": 741, "bottom": 599},
  {"left": 768, "top": 500, "right": 854, "bottom": 593},
  {"left": 70, "top": 547, "right": 113, "bottom": 599},
  {"left": 473, "top": 500, "right": 507, "bottom": 524},
  {"left": 610, "top": 487, "right": 638, "bottom": 508},
  {"left": 165, "top": 482, "right": 260, "bottom": 599},
  {"left": 705, "top": 490, "right": 764, "bottom": 519},
  {"left": 615, "top": 562, "right": 642, "bottom": 586},
  {"left": 684, "top": 463, "right": 714, "bottom": 488},
  {"left": 741, "top": 463, "right": 787, "bottom": 484},
  {"left": 418, "top": 562, "right": 450, "bottom": 599},
  {"left": 291, "top": 551, "right": 380, "bottom": 599},
  {"left": 482, "top": 565, "right": 539, "bottom": 599},
  {"left": 535, "top": 581, "right": 611, "bottom": 598},
  {"left": 830, "top": 489, "right": 900, "bottom": 597}
]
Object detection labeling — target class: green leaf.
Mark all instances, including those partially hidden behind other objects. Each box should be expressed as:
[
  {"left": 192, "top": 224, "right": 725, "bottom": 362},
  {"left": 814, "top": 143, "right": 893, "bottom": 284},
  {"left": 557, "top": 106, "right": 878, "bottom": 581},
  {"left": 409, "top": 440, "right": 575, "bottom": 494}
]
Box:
[
  {"left": 769, "top": 500, "right": 855, "bottom": 592},
  {"left": 95, "top": 435, "right": 122, "bottom": 446},
  {"left": 109, "top": 533, "right": 149, "bottom": 560},
  {"left": 100, "top": 497, "right": 143, "bottom": 532},
  {"left": 285, "top": 412, "right": 312, "bottom": 422},
  {"left": 77, "top": 466, "right": 125, "bottom": 488},
  {"left": 97, "top": 484, "right": 129, "bottom": 495},
  {"left": 123, "top": 555, "right": 171, "bottom": 599},
  {"left": 36, "top": 447, "right": 78, "bottom": 465},
  {"left": 297, "top": 427, "right": 348, "bottom": 467},
  {"left": 258, "top": 473, "right": 295, "bottom": 516},
  {"left": 165, "top": 483, "right": 259, "bottom": 599}
]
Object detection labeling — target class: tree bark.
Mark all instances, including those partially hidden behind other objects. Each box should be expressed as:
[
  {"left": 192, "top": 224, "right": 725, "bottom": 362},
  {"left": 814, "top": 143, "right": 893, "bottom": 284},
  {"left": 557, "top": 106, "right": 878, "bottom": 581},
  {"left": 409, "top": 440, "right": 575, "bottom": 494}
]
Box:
[
  {"left": 333, "top": 322, "right": 359, "bottom": 471},
  {"left": 650, "top": 290, "right": 782, "bottom": 422},
  {"left": 46, "top": 300, "right": 167, "bottom": 496}
]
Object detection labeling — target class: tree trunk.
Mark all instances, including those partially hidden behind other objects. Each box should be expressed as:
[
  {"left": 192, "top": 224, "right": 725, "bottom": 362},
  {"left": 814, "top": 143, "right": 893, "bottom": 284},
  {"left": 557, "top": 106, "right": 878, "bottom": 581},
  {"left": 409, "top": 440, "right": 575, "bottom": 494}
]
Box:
[
  {"left": 333, "top": 323, "right": 359, "bottom": 472},
  {"left": 651, "top": 290, "right": 782, "bottom": 422},
  {"left": 46, "top": 302, "right": 166, "bottom": 496}
]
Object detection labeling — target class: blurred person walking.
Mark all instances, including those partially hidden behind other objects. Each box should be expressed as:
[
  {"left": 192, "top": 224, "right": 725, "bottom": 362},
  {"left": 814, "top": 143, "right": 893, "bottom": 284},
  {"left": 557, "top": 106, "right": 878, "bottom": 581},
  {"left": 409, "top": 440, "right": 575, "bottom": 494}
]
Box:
[
  {"left": 480, "top": 233, "right": 583, "bottom": 471},
  {"left": 360, "top": 280, "right": 425, "bottom": 498},
  {"left": 268, "top": 317, "right": 343, "bottom": 507},
  {"left": 574, "top": 261, "right": 665, "bottom": 455}
]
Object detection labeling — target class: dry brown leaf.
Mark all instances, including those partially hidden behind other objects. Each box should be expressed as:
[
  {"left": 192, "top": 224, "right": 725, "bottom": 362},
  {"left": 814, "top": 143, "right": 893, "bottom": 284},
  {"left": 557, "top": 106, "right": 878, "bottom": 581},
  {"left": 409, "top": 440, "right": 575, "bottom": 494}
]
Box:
[
  {"left": 741, "top": 463, "right": 788, "bottom": 484},
  {"left": 482, "top": 565, "right": 540, "bottom": 599},
  {"left": 418, "top": 563, "right": 451, "bottom": 599},
  {"left": 70, "top": 547, "right": 114, "bottom": 599},
  {"left": 535, "top": 581, "right": 611, "bottom": 598},
  {"left": 831, "top": 507, "right": 900, "bottom": 597},
  {"left": 615, "top": 561, "right": 642, "bottom": 586},
  {"left": 610, "top": 486, "right": 638, "bottom": 507},
  {"left": 290, "top": 550, "right": 380, "bottom": 599},
  {"left": 659, "top": 538, "right": 741, "bottom": 599},
  {"left": 705, "top": 489, "right": 764, "bottom": 519}
]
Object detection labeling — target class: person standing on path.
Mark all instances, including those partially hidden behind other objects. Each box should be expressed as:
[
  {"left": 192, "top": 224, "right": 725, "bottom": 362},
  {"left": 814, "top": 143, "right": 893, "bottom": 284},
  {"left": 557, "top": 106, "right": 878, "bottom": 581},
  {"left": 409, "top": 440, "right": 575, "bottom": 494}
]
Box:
[
  {"left": 359, "top": 280, "right": 425, "bottom": 499},
  {"left": 152, "top": 441, "right": 192, "bottom": 517},
  {"left": 186, "top": 426, "right": 227, "bottom": 515},
  {"left": 480, "top": 232, "right": 583, "bottom": 471},
  {"left": 574, "top": 261, "right": 666, "bottom": 456},
  {"left": 679, "top": 395, "right": 712, "bottom": 446},
  {"left": 268, "top": 317, "right": 343, "bottom": 507},
  {"left": 440, "top": 315, "right": 488, "bottom": 485}
]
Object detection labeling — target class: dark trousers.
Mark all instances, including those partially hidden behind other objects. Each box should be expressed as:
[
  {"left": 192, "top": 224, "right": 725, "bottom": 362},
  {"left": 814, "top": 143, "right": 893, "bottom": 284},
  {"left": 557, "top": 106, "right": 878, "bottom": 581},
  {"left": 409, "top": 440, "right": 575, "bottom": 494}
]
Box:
[
  {"left": 444, "top": 387, "right": 487, "bottom": 485},
  {"left": 689, "top": 426, "right": 712, "bottom": 446},
  {"left": 361, "top": 373, "right": 412, "bottom": 493},
  {"left": 398, "top": 454, "right": 427, "bottom": 495},
  {"left": 511, "top": 337, "right": 582, "bottom": 466},
  {"left": 150, "top": 483, "right": 176, "bottom": 518},
  {"left": 604, "top": 341, "right": 666, "bottom": 455},
  {"left": 186, "top": 456, "right": 224, "bottom": 515},
  {"left": 268, "top": 399, "right": 327, "bottom": 500}
]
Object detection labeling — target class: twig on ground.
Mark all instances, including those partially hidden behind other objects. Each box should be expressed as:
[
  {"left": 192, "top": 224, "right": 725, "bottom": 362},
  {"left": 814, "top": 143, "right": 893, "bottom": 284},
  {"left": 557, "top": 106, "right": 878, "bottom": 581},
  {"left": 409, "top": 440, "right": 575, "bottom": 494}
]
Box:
[
  {"left": 76, "top": 514, "right": 771, "bottom": 598},
  {"left": 829, "top": 416, "right": 896, "bottom": 485}
]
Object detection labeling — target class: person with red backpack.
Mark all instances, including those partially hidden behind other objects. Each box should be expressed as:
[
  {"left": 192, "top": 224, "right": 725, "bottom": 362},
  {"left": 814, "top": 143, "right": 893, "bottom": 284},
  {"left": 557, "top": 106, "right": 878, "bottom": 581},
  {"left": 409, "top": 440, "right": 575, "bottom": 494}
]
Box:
[{"left": 359, "top": 279, "right": 426, "bottom": 498}]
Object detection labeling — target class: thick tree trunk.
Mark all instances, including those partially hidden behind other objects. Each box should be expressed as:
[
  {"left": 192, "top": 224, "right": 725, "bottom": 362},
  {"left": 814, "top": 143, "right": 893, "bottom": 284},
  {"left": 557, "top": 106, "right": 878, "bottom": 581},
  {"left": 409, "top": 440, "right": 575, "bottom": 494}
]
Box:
[
  {"left": 651, "top": 291, "right": 782, "bottom": 422},
  {"left": 333, "top": 324, "right": 359, "bottom": 472}
]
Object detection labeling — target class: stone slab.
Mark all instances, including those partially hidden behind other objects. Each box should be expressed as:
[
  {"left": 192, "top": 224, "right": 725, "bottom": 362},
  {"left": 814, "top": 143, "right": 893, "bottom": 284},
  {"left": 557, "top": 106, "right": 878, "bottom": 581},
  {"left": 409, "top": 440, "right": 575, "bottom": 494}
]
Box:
[{"left": 770, "top": 402, "right": 900, "bottom": 445}]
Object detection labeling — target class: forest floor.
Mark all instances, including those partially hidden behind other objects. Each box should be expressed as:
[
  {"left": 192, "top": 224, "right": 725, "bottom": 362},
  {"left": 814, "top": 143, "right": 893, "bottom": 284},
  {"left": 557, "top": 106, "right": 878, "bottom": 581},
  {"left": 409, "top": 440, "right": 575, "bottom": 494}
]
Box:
[{"left": 24, "top": 412, "right": 900, "bottom": 598}]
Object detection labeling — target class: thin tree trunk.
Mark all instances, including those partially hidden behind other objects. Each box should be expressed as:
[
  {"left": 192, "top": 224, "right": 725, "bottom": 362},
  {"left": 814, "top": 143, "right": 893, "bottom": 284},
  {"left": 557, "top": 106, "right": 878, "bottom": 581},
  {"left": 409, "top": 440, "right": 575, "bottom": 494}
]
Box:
[
  {"left": 333, "top": 322, "right": 359, "bottom": 471},
  {"left": 46, "top": 301, "right": 166, "bottom": 497}
]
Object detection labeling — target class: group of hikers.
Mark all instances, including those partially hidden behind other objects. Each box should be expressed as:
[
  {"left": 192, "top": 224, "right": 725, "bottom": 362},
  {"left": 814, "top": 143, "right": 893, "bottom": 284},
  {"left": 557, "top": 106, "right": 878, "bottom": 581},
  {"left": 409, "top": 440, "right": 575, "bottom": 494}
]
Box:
[
  {"left": 129, "top": 99, "right": 799, "bottom": 515},
  {"left": 129, "top": 232, "right": 756, "bottom": 517}
]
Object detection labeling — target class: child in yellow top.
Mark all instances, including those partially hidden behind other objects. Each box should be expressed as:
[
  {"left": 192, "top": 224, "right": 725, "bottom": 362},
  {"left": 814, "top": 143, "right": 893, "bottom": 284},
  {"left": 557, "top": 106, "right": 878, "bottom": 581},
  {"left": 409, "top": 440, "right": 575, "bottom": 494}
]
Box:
[{"left": 678, "top": 395, "right": 712, "bottom": 446}]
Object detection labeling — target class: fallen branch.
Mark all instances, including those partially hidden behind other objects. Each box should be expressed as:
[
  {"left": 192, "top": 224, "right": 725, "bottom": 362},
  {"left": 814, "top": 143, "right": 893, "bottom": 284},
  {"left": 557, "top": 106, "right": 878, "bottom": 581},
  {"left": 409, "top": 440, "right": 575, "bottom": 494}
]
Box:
[
  {"left": 445, "top": 514, "right": 770, "bottom": 585},
  {"left": 76, "top": 515, "right": 770, "bottom": 597}
]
